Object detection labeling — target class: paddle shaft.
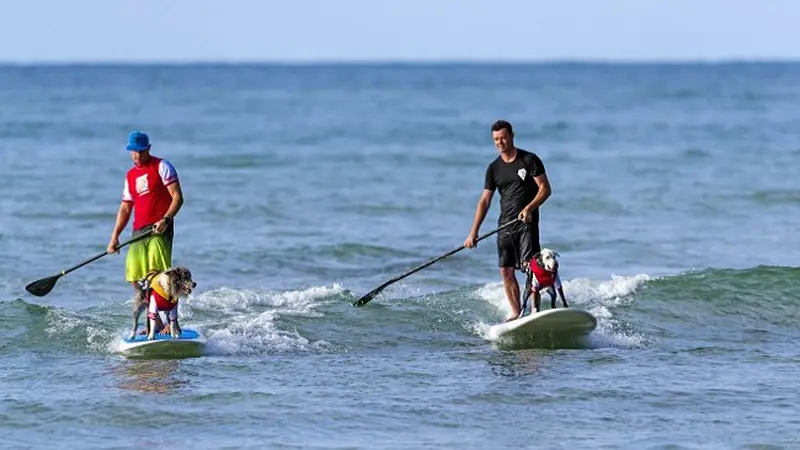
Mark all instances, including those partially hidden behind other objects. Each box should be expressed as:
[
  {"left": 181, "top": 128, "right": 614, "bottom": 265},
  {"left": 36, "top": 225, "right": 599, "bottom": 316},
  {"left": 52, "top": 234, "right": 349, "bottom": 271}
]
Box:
[
  {"left": 353, "top": 219, "right": 520, "bottom": 306},
  {"left": 25, "top": 227, "right": 159, "bottom": 297},
  {"left": 61, "top": 229, "right": 155, "bottom": 276}
]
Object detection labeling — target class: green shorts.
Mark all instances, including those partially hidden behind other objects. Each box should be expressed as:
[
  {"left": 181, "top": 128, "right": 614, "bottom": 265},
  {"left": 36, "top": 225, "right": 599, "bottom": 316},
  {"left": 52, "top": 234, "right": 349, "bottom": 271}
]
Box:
[{"left": 125, "top": 227, "right": 174, "bottom": 283}]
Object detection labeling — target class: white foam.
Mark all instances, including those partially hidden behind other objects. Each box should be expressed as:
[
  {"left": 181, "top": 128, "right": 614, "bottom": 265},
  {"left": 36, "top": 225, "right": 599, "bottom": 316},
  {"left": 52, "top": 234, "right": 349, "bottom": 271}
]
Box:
[
  {"left": 473, "top": 273, "right": 651, "bottom": 348},
  {"left": 42, "top": 307, "right": 123, "bottom": 354},
  {"left": 66, "top": 283, "right": 347, "bottom": 356},
  {"left": 569, "top": 273, "right": 651, "bottom": 305},
  {"left": 203, "top": 310, "right": 331, "bottom": 356},
  {"left": 44, "top": 308, "right": 81, "bottom": 336},
  {"left": 183, "top": 283, "right": 344, "bottom": 355},
  {"left": 186, "top": 283, "right": 344, "bottom": 316},
  {"left": 86, "top": 326, "right": 119, "bottom": 354}
]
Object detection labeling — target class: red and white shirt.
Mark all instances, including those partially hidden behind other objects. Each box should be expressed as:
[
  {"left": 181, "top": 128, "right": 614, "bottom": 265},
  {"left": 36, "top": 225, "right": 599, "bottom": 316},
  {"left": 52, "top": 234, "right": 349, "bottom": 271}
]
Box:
[{"left": 122, "top": 156, "right": 178, "bottom": 230}]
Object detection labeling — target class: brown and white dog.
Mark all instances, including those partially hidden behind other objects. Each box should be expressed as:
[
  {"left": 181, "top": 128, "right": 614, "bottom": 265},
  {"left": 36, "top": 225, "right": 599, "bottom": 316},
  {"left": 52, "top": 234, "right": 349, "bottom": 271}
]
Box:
[
  {"left": 130, "top": 266, "right": 197, "bottom": 340},
  {"left": 520, "top": 248, "right": 569, "bottom": 316}
]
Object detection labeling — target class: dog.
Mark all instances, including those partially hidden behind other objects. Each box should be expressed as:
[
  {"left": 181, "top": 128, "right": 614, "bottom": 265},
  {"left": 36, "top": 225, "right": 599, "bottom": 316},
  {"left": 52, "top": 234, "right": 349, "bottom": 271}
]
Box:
[
  {"left": 130, "top": 266, "right": 197, "bottom": 340},
  {"left": 519, "top": 248, "right": 569, "bottom": 317}
]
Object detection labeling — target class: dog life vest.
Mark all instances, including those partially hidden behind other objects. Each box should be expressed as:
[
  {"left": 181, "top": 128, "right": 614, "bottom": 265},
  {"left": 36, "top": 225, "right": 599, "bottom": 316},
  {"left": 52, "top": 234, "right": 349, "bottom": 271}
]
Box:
[
  {"left": 122, "top": 156, "right": 178, "bottom": 231},
  {"left": 150, "top": 281, "right": 178, "bottom": 311},
  {"left": 138, "top": 272, "right": 178, "bottom": 312},
  {"left": 529, "top": 259, "right": 562, "bottom": 292}
]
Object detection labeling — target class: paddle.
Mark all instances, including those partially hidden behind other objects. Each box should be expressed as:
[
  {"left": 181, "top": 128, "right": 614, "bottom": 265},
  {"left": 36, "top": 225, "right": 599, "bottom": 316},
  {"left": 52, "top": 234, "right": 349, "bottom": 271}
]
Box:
[
  {"left": 25, "top": 228, "right": 155, "bottom": 297},
  {"left": 352, "top": 219, "right": 520, "bottom": 306},
  {"left": 518, "top": 270, "right": 534, "bottom": 319}
]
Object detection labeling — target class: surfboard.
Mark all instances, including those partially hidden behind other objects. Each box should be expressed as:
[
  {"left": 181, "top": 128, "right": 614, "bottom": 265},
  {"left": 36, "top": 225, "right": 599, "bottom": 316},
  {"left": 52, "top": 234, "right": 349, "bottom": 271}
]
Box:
[
  {"left": 488, "top": 308, "right": 597, "bottom": 341},
  {"left": 118, "top": 327, "right": 207, "bottom": 357}
]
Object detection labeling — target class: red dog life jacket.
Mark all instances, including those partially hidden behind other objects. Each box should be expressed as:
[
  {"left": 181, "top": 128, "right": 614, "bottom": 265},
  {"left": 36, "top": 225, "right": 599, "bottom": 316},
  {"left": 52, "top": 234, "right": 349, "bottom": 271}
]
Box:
[
  {"left": 529, "top": 259, "right": 561, "bottom": 292},
  {"left": 150, "top": 281, "right": 177, "bottom": 311}
]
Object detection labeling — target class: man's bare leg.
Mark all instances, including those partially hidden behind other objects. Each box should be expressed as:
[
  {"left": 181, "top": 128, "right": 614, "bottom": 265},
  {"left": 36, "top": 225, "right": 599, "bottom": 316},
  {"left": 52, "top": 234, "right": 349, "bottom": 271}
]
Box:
[{"left": 500, "top": 267, "right": 521, "bottom": 321}]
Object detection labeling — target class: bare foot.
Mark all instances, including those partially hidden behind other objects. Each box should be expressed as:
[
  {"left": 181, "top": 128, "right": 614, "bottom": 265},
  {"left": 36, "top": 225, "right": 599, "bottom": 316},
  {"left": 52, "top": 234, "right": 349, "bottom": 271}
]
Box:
[{"left": 503, "top": 314, "right": 520, "bottom": 322}]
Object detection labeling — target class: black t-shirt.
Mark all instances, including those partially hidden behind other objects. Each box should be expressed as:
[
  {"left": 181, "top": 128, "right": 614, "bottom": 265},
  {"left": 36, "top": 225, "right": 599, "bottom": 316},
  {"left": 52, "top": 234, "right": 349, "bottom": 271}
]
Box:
[{"left": 484, "top": 148, "right": 546, "bottom": 225}]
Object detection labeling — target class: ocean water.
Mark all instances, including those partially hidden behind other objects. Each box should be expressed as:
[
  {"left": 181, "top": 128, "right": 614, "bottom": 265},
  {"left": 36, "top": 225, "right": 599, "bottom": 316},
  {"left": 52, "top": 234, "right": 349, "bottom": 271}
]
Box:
[{"left": 1, "top": 62, "right": 799, "bottom": 449}]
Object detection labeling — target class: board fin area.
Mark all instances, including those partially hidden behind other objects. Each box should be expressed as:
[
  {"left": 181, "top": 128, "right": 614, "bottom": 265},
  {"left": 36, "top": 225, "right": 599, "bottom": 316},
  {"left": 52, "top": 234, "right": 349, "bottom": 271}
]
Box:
[
  {"left": 118, "top": 327, "right": 207, "bottom": 359},
  {"left": 487, "top": 308, "right": 597, "bottom": 349}
]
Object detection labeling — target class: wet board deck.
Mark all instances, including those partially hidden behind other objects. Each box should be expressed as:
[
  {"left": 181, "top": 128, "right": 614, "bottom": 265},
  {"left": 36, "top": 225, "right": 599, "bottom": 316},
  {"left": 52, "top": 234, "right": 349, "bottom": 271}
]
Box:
[
  {"left": 488, "top": 308, "right": 597, "bottom": 340},
  {"left": 118, "top": 327, "right": 207, "bottom": 357}
]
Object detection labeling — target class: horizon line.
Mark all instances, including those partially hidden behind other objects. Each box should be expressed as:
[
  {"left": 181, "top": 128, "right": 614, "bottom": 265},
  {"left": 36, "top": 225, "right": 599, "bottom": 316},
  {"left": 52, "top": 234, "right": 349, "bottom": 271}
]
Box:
[{"left": 1, "top": 57, "right": 800, "bottom": 67}]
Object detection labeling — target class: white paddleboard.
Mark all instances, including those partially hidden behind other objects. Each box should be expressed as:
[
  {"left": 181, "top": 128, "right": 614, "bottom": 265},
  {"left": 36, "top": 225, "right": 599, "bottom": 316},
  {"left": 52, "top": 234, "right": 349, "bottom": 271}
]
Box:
[
  {"left": 118, "top": 327, "right": 207, "bottom": 357},
  {"left": 488, "top": 308, "right": 597, "bottom": 340}
]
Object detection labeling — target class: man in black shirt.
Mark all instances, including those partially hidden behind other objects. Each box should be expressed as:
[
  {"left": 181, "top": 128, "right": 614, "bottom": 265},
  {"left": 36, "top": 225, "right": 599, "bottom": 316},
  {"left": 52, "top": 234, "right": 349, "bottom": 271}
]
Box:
[{"left": 464, "top": 120, "right": 552, "bottom": 321}]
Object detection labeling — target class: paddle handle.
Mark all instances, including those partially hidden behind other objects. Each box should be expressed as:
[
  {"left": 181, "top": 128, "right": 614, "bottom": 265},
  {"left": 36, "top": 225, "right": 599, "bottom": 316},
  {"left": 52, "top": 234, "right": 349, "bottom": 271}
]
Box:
[{"left": 62, "top": 228, "right": 155, "bottom": 276}]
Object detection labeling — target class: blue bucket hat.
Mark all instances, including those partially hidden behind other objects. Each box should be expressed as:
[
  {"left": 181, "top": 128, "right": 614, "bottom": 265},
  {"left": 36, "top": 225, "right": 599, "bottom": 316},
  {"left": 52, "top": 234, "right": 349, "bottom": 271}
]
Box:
[{"left": 126, "top": 130, "right": 151, "bottom": 151}]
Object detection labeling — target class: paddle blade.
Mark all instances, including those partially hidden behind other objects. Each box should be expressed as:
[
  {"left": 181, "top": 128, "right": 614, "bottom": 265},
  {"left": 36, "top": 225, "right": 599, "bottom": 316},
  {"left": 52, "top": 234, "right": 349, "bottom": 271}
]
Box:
[
  {"left": 352, "top": 288, "right": 381, "bottom": 307},
  {"left": 25, "top": 274, "right": 62, "bottom": 297}
]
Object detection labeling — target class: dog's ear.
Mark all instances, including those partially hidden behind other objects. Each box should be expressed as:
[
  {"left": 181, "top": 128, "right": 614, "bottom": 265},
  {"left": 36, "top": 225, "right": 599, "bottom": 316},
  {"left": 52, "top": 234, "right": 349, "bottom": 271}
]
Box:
[{"left": 554, "top": 251, "right": 560, "bottom": 258}]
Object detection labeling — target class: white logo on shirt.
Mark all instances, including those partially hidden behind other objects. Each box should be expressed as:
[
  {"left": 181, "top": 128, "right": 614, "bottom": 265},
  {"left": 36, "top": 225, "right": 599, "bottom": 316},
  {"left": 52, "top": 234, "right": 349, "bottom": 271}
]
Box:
[
  {"left": 135, "top": 174, "right": 150, "bottom": 195},
  {"left": 517, "top": 168, "right": 527, "bottom": 180}
]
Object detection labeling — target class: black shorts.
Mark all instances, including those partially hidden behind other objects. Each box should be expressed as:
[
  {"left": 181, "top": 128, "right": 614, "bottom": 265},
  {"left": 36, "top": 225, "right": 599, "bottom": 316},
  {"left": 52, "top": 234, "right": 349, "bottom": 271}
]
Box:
[{"left": 496, "top": 221, "right": 540, "bottom": 269}]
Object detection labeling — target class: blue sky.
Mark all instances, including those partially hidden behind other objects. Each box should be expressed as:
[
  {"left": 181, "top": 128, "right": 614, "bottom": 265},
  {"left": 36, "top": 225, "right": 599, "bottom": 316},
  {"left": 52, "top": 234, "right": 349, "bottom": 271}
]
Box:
[{"left": 0, "top": 0, "right": 797, "bottom": 62}]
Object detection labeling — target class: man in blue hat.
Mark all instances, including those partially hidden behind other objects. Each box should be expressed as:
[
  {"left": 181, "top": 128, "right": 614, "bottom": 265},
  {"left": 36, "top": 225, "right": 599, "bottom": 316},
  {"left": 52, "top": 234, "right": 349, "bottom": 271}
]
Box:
[{"left": 107, "top": 130, "right": 185, "bottom": 297}]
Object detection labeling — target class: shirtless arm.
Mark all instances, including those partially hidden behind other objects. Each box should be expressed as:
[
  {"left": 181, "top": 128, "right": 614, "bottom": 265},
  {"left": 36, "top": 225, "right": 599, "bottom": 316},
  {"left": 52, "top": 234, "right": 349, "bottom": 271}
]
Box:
[
  {"left": 108, "top": 202, "right": 133, "bottom": 254},
  {"left": 464, "top": 189, "right": 494, "bottom": 248},
  {"left": 519, "top": 172, "right": 551, "bottom": 222},
  {"left": 154, "top": 181, "right": 184, "bottom": 233}
]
